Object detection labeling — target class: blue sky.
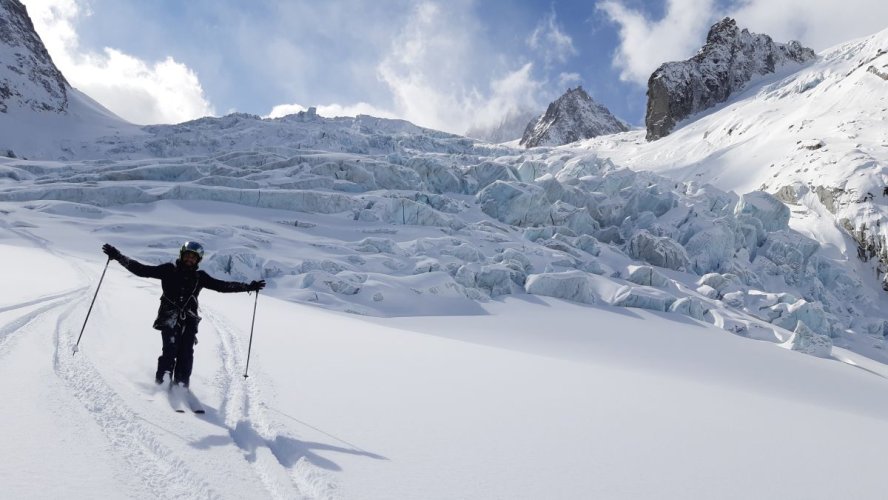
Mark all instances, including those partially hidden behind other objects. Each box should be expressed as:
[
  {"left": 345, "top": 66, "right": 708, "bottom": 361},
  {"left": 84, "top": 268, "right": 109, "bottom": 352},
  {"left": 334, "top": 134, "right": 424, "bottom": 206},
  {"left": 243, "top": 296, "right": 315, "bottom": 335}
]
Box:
[{"left": 21, "top": 0, "right": 888, "bottom": 134}]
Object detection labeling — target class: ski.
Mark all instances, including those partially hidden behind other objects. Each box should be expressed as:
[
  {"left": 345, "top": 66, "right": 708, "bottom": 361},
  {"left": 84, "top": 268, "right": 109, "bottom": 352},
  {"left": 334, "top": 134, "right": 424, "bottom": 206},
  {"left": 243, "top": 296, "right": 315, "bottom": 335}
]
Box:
[
  {"left": 168, "top": 382, "right": 188, "bottom": 413},
  {"left": 166, "top": 382, "right": 205, "bottom": 414},
  {"left": 185, "top": 390, "right": 205, "bottom": 414}
]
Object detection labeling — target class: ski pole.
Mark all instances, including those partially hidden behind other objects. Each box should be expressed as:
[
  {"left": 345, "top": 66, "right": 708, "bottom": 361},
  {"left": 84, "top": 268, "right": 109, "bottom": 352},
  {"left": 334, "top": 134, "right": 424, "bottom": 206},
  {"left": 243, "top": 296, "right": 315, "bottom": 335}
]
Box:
[
  {"left": 243, "top": 291, "right": 259, "bottom": 378},
  {"left": 73, "top": 257, "right": 111, "bottom": 356}
]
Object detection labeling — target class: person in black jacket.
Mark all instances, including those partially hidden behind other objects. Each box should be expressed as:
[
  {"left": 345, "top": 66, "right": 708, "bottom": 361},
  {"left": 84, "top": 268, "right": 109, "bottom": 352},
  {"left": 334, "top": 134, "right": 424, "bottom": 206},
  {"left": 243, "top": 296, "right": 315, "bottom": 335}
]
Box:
[{"left": 102, "top": 241, "right": 265, "bottom": 388}]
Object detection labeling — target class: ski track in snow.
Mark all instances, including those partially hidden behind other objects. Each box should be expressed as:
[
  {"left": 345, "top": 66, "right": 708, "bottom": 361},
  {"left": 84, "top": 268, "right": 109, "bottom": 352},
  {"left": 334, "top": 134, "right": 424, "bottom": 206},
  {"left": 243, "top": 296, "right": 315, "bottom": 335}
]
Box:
[
  {"left": 0, "top": 288, "right": 84, "bottom": 355},
  {"left": 57, "top": 279, "right": 217, "bottom": 497},
  {"left": 52, "top": 298, "right": 224, "bottom": 499},
  {"left": 2, "top": 222, "right": 330, "bottom": 498},
  {"left": 204, "top": 305, "right": 337, "bottom": 500},
  {"left": 5, "top": 224, "right": 224, "bottom": 498},
  {"left": 0, "top": 286, "right": 85, "bottom": 314}
]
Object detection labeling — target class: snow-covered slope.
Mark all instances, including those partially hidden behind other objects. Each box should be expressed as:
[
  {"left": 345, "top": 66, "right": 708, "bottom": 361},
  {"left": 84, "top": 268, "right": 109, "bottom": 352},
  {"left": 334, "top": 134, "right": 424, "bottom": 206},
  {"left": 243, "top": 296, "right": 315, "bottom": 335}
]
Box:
[
  {"left": 5, "top": 200, "right": 888, "bottom": 499},
  {"left": 0, "top": 0, "right": 139, "bottom": 159},
  {"left": 581, "top": 26, "right": 888, "bottom": 281}
]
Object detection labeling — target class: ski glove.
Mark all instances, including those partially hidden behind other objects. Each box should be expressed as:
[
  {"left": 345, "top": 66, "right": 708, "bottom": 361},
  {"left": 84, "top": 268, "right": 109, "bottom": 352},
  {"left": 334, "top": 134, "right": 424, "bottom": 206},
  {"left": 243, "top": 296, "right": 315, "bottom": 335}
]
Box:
[
  {"left": 102, "top": 243, "right": 122, "bottom": 261},
  {"left": 248, "top": 280, "right": 266, "bottom": 292}
]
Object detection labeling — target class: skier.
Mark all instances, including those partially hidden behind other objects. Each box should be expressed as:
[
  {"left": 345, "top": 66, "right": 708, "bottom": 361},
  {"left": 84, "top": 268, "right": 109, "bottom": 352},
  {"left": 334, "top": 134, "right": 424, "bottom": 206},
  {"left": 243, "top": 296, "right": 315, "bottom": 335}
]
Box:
[{"left": 102, "top": 241, "right": 265, "bottom": 388}]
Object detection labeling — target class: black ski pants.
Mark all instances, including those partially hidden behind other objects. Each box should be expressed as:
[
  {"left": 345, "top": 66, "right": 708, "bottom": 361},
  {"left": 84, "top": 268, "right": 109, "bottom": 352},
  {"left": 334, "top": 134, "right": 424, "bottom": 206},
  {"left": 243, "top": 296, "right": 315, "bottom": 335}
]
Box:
[{"left": 156, "top": 318, "right": 198, "bottom": 387}]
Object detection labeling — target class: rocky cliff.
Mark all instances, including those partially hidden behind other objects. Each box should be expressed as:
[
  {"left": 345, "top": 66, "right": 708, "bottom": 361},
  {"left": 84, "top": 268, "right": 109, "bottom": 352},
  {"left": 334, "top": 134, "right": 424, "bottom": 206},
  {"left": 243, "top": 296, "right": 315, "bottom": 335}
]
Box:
[
  {"left": 0, "top": 0, "right": 69, "bottom": 114},
  {"left": 645, "top": 18, "right": 815, "bottom": 141}
]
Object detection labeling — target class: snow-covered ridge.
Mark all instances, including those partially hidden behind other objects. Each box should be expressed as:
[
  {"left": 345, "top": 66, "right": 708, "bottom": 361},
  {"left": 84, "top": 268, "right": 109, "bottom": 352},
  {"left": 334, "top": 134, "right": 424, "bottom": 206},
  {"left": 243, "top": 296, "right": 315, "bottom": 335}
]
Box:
[
  {"left": 520, "top": 86, "right": 627, "bottom": 148},
  {"left": 645, "top": 17, "right": 816, "bottom": 140},
  {"left": 1, "top": 106, "right": 516, "bottom": 162},
  {"left": 0, "top": 0, "right": 137, "bottom": 159}
]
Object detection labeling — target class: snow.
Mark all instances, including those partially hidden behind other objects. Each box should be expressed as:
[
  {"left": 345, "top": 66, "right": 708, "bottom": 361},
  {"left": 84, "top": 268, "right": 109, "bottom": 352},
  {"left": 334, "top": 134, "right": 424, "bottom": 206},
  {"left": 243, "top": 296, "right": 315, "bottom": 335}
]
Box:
[
  {"left": 734, "top": 191, "right": 790, "bottom": 232},
  {"left": 6, "top": 228, "right": 888, "bottom": 499}
]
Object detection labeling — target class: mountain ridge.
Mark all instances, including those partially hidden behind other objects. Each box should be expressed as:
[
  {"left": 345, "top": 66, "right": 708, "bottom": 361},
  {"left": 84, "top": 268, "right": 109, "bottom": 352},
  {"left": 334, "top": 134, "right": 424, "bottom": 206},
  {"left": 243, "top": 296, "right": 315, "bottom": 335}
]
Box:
[
  {"left": 520, "top": 86, "right": 627, "bottom": 148},
  {"left": 0, "top": 0, "right": 69, "bottom": 113},
  {"left": 645, "top": 17, "right": 816, "bottom": 141}
]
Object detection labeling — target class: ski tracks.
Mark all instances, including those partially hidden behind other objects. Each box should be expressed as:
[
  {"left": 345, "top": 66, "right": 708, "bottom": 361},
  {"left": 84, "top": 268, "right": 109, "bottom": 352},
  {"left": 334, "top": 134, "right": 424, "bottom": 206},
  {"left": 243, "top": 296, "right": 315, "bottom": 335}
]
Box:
[
  {"left": 3, "top": 225, "right": 333, "bottom": 498},
  {"left": 53, "top": 298, "right": 229, "bottom": 498},
  {"left": 0, "top": 281, "right": 218, "bottom": 498},
  {"left": 204, "top": 306, "right": 338, "bottom": 500},
  {"left": 0, "top": 287, "right": 85, "bottom": 357},
  {"left": 4, "top": 225, "right": 226, "bottom": 497},
  {"left": 52, "top": 295, "right": 222, "bottom": 499}
]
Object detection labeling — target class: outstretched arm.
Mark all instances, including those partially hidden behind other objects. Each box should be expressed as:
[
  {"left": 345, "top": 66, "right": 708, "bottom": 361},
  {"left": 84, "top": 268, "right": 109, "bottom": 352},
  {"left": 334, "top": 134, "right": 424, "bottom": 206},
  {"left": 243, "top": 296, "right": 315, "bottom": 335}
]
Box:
[
  {"left": 102, "top": 243, "right": 167, "bottom": 280},
  {"left": 200, "top": 272, "right": 266, "bottom": 293}
]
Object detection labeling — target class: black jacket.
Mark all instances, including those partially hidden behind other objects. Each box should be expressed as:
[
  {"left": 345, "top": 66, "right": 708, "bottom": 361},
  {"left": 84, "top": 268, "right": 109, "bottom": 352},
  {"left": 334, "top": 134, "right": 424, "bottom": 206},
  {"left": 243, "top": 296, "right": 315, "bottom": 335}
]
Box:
[{"left": 117, "top": 254, "right": 252, "bottom": 330}]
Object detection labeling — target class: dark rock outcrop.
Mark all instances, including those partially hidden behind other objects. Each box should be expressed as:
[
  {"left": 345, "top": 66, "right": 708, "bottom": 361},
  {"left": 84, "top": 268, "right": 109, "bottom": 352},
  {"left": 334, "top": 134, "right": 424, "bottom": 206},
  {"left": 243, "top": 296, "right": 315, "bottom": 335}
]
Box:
[
  {"left": 0, "top": 0, "right": 69, "bottom": 113},
  {"left": 520, "top": 86, "right": 627, "bottom": 148},
  {"left": 645, "top": 18, "right": 815, "bottom": 141}
]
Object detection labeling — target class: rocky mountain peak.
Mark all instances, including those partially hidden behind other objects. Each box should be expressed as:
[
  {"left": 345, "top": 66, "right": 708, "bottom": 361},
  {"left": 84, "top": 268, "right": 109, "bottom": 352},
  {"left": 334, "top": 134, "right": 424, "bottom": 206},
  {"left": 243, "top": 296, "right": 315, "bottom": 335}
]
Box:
[
  {"left": 520, "top": 86, "right": 627, "bottom": 148},
  {"left": 705, "top": 17, "right": 740, "bottom": 46},
  {"left": 645, "top": 17, "right": 816, "bottom": 141},
  {"left": 0, "top": 0, "right": 69, "bottom": 114}
]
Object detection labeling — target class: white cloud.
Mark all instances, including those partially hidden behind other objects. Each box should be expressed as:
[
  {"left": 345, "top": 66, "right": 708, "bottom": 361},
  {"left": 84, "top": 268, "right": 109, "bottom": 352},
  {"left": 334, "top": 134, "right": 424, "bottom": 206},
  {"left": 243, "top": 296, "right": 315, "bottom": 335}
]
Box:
[
  {"left": 22, "top": 0, "right": 214, "bottom": 124},
  {"left": 376, "top": 1, "right": 544, "bottom": 134},
  {"left": 599, "top": 0, "right": 888, "bottom": 88},
  {"left": 559, "top": 72, "right": 582, "bottom": 87},
  {"left": 265, "top": 103, "right": 307, "bottom": 119},
  {"left": 597, "top": 0, "right": 716, "bottom": 86},
  {"left": 724, "top": 0, "right": 888, "bottom": 51},
  {"left": 527, "top": 11, "right": 578, "bottom": 67},
  {"left": 265, "top": 102, "right": 398, "bottom": 120},
  {"left": 468, "top": 63, "right": 543, "bottom": 132},
  {"left": 316, "top": 103, "right": 399, "bottom": 119}
]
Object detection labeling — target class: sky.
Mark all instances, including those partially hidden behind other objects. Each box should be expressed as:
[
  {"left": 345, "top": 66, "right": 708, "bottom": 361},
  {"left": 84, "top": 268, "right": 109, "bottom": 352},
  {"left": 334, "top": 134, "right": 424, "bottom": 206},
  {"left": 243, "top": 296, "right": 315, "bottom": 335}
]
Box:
[{"left": 19, "top": 0, "right": 888, "bottom": 135}]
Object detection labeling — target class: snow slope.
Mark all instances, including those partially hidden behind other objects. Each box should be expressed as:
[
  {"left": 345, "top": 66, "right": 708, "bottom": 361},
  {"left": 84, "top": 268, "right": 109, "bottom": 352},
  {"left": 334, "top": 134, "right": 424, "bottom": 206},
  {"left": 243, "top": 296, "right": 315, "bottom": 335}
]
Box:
[
  {"left": 0, "top": 0, "right": 141, "bottom": 159},
  {"left": 0, "top": 86, "right": 142, "bottom": 160},
  {"left": 579, "top": 27, "right": 888, "bottom": 195},
  {"left": 5, "top": 205, "right": 888, "bottom": 499}
]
